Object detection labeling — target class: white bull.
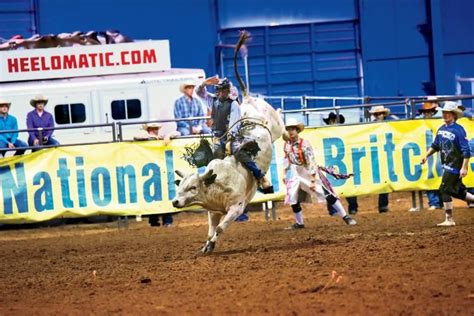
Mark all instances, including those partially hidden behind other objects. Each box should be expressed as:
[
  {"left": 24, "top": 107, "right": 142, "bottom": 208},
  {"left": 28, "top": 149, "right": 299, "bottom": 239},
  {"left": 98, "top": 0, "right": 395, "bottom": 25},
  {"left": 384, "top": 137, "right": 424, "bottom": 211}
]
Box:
[{"left": 172, "top": 95, "right": 284, "bottom": 253}]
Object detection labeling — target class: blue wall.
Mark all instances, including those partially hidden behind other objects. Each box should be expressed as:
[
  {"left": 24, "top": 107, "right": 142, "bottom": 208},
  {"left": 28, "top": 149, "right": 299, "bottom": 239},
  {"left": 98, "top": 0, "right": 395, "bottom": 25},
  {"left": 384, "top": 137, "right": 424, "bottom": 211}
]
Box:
[
  {"left": 217, "top": 0, "right": 356, "bottom": 29},
  {"left": 37, "top": 0, "right": 218, "bottom": 75},
  {"left": 2, "top": 0, "right": 474, "bottom": 97}
]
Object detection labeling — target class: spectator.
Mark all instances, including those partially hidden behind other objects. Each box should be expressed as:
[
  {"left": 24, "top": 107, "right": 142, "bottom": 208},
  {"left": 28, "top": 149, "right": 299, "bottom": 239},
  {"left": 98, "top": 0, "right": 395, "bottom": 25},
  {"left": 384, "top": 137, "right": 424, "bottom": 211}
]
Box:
[
  {"left": 133, "top": 121, "right": 179, "bottom": 145},
  {"left": 26, "top": 95, "right": 59, "bottom": 150},
  {"left": 0, "top": 98, "right": 27, "bottom": 157},
  {"left": 174, "top": 81, "right": 212, "bottom": 136},
  {"left": 369, "top": 105, "right": 391, "bottom": 213},
  {"left": 417, "top": 100, "right": 443, "bottom": 210},
  {"left": 133, "top": 122, "right": 176, "bottom": 227},
  {"left": 417, "top": 99, "right": 439, "bottom": 119},
  {"left": 323, "top": 112, "right": 358, "bottom": 215}
]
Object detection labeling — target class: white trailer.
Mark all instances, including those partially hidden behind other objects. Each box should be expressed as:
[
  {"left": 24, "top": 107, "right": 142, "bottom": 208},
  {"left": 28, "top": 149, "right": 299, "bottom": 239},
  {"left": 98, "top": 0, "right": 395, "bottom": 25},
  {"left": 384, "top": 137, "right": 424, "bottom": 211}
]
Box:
[
  {"left": 0, "top": 40, "right": 206, "bottom": 144},
  {"left": 0, "top": 69, "right": 205, "bottom": 144}
]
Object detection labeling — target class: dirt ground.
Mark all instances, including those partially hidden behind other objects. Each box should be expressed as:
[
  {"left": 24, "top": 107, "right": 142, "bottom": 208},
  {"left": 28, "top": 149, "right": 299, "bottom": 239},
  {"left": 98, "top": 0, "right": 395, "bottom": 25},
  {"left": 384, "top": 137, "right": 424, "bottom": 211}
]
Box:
[{"left": 0, "top": 192, "right": 473, "bottom": 316}]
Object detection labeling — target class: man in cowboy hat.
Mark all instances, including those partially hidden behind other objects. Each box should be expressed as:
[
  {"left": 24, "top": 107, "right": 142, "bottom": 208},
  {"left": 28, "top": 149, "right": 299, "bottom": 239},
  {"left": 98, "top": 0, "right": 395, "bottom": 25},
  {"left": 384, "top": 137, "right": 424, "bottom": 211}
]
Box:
[
  {"left": 369, "top": 105, "right": 391, "bottom": 122},
  {"left": 0, "top": 98, "right": 27, "bottom": 157},
  {"left": 197, "top": 76, "right": 272, "bottom": 190},
  {"left": 282, "top": 118, "right": 356, "bottom": 229},
  {"left": 368, "top": 105, "right": 392, "bottom": 212},
  {"left": 26, "top": 95, "right": 59, "bottom": 149},
  {"left": 323, "top": 112, "right": 345, "bottom": 125},
  {"left": 323, "top": 112, "right": 358, "bottom": 215},
  {"left": 133, "top": 121, "right": 179, "bottom": 145},
  {"left": 417, "top": 96, "right": 440, "bottom": 119},
  {"left": 421, "top": 101, "right": 474, "bottom": 226},
  {"left": 414, "top": 97, "right": 443, "bottom": 210},
  {"left": 174, "top": 80, "right": 211, "bottom": 137}
]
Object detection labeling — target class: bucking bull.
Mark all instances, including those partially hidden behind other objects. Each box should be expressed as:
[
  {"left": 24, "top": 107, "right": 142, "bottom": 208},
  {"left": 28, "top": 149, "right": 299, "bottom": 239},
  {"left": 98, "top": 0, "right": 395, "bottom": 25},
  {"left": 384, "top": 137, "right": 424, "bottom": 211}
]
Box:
[{"left": 172, "top": 31, "right": 285, "bottom": 254}]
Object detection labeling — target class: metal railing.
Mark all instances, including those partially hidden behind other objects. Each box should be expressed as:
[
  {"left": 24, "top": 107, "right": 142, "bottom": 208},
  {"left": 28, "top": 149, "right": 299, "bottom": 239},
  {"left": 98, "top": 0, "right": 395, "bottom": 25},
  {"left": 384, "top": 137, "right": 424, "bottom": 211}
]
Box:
[
  {"left": 0, "top": 94, "right": 472, "bottom": 156},
  {"left": 0, "top": 123, "right": 116, "bottom": 154}
]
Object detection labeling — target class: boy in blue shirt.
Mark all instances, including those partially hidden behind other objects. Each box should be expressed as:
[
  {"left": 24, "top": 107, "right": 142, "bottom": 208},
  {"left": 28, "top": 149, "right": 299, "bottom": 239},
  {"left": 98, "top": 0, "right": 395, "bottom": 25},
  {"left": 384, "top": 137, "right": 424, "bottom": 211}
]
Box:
[
  {"left": 0, "top": 99, "right": 27, "bottom": 157},
  {"left": 421, "top": 101, "right": 474, "bottom": 226}
]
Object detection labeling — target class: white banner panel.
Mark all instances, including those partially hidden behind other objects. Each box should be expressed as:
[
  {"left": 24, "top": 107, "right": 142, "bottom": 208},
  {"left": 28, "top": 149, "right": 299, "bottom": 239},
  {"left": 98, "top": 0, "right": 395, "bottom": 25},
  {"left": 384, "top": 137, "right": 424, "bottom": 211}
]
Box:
[{"left": 0, "top": 40, "right": 171, "bottom": 82}]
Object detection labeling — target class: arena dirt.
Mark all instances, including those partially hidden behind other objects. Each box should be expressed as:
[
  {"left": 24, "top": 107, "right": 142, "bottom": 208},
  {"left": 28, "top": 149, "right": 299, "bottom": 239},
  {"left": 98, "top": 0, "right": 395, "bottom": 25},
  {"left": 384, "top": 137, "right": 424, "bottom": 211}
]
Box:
[{"left": 0, "top": 192, "right": 473, "bottom": 315}]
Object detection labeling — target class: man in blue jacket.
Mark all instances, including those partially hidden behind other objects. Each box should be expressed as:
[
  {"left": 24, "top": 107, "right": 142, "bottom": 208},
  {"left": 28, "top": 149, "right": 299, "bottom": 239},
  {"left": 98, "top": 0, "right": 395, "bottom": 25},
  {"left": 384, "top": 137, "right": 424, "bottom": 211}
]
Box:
[
  {"left": 421, "top": 101, "right": 474, "bottom": 226},
  {"left": 0, "top": 99, "right": 27, "bottom": 157}
]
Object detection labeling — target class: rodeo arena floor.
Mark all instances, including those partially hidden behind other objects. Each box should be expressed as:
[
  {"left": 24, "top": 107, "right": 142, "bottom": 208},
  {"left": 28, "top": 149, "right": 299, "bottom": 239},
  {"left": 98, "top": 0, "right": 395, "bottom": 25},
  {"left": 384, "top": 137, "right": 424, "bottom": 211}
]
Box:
[{"left": 1, "top": 193, "right": 473, "bottom": 315}]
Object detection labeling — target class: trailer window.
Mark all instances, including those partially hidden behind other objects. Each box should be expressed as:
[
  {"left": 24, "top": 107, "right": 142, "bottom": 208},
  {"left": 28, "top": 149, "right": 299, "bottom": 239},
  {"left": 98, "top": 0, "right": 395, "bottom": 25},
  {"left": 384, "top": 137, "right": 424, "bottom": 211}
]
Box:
[
  {"left": 111, "top": 99, "right": 141, "bottom": 120},
  {"left": 54, "top": 103, "right": 86, "bottom": 125}
]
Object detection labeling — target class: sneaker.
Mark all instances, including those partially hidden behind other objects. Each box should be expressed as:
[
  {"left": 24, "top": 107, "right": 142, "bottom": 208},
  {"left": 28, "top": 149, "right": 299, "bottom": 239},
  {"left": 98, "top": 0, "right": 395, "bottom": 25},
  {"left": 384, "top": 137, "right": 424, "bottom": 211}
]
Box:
[
  {"left": 428, "top": 205, "right": 437, "bottom": 211},
  {"left": 163, "top": 223, "right": 173, "bottom": 228},
  {"left": 343, "top": 215, "right": 357, "bottom": 225},
  {"left": 379, "top": 208, "right": 389, "bottom": 214},
  {"left": 468, "top": 203, "right": 474, "bottom": 209},
  {"left": 285, "top": 223, "right": 305, "bottom": 230},
  {"left": 408, "top": 207, "right": 420, "bottom": 212},
  {"left": 349, "top": 209, "right": 358, "bottom": 215},
  {"left": 437, "top": 219, "right": 456, "bottom": 227}
]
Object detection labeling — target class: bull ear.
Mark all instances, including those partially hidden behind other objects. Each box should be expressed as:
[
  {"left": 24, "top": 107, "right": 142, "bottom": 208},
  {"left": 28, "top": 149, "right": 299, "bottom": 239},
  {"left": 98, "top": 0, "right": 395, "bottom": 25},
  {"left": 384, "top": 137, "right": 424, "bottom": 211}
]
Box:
[
  {"left": 204, "top": 174, "right": 217, "bottom": 186},
  {"left": 199, "top": 168, "right": 214, "bottom": 180},
  {"left": 174, "top": 179, "right": 181, "bottom": 186},
  {"left": 175, "top": 170, "right": 185, "bottom": 178}
]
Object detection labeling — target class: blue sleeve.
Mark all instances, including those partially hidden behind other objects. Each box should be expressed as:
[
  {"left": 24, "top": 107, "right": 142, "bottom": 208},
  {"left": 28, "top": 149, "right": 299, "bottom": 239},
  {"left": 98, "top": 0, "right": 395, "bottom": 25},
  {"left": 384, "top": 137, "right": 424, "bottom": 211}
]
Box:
[
  {"left": 431, "top": 129, "right": 440, "bottom": 151},
  {"left": 456, "top": 127, "right": 471, "bottom": 158},
  {"left": 229, "top": 101, "right": 241, "bottom": 133},
  {"left": 10, "top": 117, "right": 18, "bottom": 143},
  {"left": 0, "top": 121, "right": 7, "bottom": 143},
  {"left": 44, "top": 114, "right": 54, "bottom": 138},
  {"left": 174, "top": 99, "right": 187, "bottom": 129},
  {"left": 26, "top": 113, "right": 37, "bottom": 140}
]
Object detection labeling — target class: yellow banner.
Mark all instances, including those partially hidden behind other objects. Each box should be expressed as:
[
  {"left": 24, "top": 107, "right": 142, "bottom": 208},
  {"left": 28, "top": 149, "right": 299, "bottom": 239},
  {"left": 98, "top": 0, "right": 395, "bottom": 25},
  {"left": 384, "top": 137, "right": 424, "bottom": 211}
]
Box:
[{"left": 0, "top": 118, "right": 472, "bottom": 223}]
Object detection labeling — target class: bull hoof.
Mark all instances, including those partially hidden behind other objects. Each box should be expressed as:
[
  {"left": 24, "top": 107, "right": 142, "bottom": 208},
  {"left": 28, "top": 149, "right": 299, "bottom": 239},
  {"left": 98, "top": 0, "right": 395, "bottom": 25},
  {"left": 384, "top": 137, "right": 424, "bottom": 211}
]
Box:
[{"left": 201, "top": 241, "right": 216, "bottom": 254}]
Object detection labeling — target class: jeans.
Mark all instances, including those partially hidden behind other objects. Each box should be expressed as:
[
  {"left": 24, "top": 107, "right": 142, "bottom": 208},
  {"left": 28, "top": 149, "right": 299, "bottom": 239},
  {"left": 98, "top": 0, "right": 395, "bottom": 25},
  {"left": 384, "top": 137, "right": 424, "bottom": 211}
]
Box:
[
  {"left": 149, "top": 213, "right": 173, "bottom": 226},
  {"left": 327, "top": 196, "right": 358, "bottom": 215},
  {"left": 178, "top": 125, "right": 212, "bottom": 136},
  {"left": 379, "top": 193, "right": 389, "bottom": 211},
  {"left": 28, "top": 137, "right": 60, "bottom": 152},
  {"left": 426, "top": 190, "right": 442, "bottom": 208},
  {"left": 0, "top": 139, "right": 27, "bottom": 157}
]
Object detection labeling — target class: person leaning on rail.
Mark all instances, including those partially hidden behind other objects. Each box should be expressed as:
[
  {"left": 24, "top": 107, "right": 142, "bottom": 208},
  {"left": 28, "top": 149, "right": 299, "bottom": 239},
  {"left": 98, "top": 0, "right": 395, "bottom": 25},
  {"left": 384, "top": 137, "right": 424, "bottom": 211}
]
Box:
[
  {"left": 0, "top": 98, "right": 27, "bottom": 157},
  {"left": 369, "top": 105, "right": 393, "bottom": 213},
  {"left": 133, "top": 121, "right": 179, "bottom": 145},
  {"left": 26, "top": 95, "right": 59, "bottom": 151},
  {"left": 133, "top": 122, "right": 177, "bottom": 227},
  {"left": 323, "top": 112, "right": 359, "bottom": 215},
  {"left": 414, "top": 98, "right": 443, "bottom": 210}
]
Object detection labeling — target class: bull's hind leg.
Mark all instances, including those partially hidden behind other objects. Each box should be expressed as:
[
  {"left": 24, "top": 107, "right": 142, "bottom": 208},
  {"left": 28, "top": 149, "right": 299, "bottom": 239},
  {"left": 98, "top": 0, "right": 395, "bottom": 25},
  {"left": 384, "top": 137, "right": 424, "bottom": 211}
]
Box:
[{"left": 202, "top": 212, "right": 222, "bottom": 254}]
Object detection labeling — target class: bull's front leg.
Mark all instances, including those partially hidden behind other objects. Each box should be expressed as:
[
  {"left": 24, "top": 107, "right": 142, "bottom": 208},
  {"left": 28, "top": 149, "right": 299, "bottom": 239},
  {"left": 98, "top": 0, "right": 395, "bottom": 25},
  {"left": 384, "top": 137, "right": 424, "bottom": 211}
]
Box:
[
  {"left": 202, "top": 211, "right": 222, "bottom": 254},
  {"left": 203, "top": 203, "right": 245, "bottom": 254}
]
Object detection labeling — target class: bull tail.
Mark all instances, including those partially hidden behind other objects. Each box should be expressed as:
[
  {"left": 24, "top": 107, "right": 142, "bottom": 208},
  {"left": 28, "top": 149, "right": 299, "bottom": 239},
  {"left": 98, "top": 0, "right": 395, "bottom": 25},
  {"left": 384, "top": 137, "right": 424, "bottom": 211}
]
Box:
[{"left": 234, "top": 30, "right": 250, "bottom": 97}]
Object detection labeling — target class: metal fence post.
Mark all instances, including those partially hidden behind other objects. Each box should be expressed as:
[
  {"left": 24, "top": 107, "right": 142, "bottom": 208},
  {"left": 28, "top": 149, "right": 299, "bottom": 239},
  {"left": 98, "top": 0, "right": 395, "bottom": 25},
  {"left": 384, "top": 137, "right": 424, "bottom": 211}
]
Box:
[
  {"left": 117, "top": 122, "right": 123, "bottom": 142},
  {"left": 112, "top": 123, "right": 117, "bottom": 142}
]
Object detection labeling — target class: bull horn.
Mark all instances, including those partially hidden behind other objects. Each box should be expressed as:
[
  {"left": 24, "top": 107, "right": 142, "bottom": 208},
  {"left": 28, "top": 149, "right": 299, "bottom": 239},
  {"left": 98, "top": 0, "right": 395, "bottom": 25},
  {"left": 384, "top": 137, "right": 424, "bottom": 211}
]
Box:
[
  {"left": 199, "top": 168, "right": 214, "bottom": 180},
  {"left": 175, "top": 170, "right": 185, "bottom": 178}
]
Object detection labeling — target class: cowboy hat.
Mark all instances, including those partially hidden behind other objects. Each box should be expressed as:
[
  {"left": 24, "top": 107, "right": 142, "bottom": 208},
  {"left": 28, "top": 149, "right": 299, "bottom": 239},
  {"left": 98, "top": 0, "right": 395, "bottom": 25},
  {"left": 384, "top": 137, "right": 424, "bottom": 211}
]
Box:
[
  {"left": 179, "top": 80, "right": 197, "bottom": 93},
  {"left": 0, "top": 98, "right": 11, "bottom": 107},
  {"left": 438, "top": 101, "right": 463, "bottom": 117},
  {"left": 285, "top": 118, "right": 305, "bottom": 132},
  {"left": 418, "top": 98, "right": 438, "bottom": 113},
  {"left": 369, "top": 105, "right": 390, "bottom": 116},
  {"left": 30, "top": 95, "right": 48, "bottom": 107},
  {"left": 323, "top": 112, "right": 345, "bottom": 125},
  {"left": 142, "top": 122, "right": 162, "bottom": 130}
]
